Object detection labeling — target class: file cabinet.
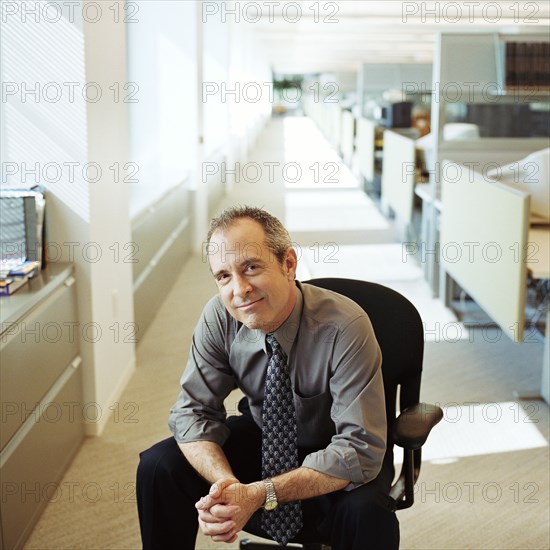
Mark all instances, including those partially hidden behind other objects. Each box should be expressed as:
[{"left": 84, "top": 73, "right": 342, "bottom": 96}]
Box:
[{"left": 0, "top": 264, "right": 84, "bottom": 550}]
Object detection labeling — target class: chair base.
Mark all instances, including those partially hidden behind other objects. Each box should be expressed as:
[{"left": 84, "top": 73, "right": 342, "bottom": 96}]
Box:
[{"left": 240, "top": 539, "right": 327, "bottom": 550}]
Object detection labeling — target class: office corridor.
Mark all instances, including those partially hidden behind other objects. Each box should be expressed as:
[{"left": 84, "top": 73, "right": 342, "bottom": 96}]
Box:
[
  {"left": 217, "top": 116, "right": 457, "bottom": 337},
  {"left": 23, "top": 116, "right": 549, "bottom": 550}
]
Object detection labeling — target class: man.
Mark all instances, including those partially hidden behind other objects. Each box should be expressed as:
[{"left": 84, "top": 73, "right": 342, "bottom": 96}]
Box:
[{"left": 136, "top": 206, "right": 399, "bottom": 549}]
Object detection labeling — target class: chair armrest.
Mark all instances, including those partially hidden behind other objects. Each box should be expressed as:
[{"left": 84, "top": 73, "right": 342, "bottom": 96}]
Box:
[{"left": 393, "top": 402, "right": 443, "bottom": 449}]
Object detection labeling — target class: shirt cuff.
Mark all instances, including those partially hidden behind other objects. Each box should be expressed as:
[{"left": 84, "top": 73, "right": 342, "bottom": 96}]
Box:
[
  {"left": 301, "top": 445, "right": 366, "bottom": 490},
  {"left": 168, "top": 414, "right": 231, "bottom": 447}
]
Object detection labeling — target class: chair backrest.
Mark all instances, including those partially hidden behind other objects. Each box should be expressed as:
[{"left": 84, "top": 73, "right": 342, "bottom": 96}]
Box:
[{"left": 304, "top": 278, "right": 425, "bottom": 458}]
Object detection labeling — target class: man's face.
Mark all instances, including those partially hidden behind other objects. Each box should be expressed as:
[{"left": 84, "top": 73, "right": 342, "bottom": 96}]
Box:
[{"left": 208, "top": 218, "right": 298, "bottom": 332}]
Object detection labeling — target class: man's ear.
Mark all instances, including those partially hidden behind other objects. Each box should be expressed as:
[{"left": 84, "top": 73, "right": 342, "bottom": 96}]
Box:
[{"left": 284, "top": 247, "right": 298, "bottom": 280}]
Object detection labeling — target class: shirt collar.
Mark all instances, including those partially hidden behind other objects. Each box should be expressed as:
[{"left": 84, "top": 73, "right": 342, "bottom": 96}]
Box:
[
  {"left": 246, "top": 281, "right": 304, "bottom": 357},
  {"left": 258, "top": 282, "right": 303, "bottom": 357}
]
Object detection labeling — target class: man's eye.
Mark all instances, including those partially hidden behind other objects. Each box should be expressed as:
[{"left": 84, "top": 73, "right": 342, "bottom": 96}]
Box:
[
  {"left": 246, "top": 265, "right": 258, "bottom": 272},
  {"left": 217, "top": 273, "right": 229, "bottom": 283}
]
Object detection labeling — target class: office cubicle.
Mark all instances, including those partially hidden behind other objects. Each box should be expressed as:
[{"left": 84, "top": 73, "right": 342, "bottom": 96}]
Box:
[
  {"left": 440, "top": 160, "right": 533, "bottom": 342},
  {"left": 424, "top": 32, "right": 550, "bottom": 296},
  {"left": 380, "top": 130, "right": 417, "bottom": 236},
  {"left": 356, "top": 117, "right": 377, "bottom": 186},
  {"left": 340, "top": 110, "right": 355, "bottom": 167}
]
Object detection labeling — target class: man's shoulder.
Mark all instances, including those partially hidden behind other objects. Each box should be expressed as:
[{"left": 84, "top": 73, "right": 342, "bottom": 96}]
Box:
[
  {"left": 199, "top": 294, "right": 243, "bottom": 349},
  {"left": 204, "top": 292, "right": 225, "bottom": 313},
  {"left": 299, "top": 281, "right": 367, "bottom": 323},
  {"left": 202, "top": 294, "right": 235, "bottom": 327},
  {"left": 297, "top": 282, "right": 377, "bottom": 350}
]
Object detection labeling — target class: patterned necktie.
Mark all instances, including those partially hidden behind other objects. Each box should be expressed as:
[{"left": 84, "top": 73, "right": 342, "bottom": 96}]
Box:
[{"left": 261, "top": 334, "right": 303, "bottom": 546}]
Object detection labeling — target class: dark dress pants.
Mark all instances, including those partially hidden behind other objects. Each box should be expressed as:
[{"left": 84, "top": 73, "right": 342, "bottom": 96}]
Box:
[{"left": 136, "top": 414, "right": 399, "bottom": 550}]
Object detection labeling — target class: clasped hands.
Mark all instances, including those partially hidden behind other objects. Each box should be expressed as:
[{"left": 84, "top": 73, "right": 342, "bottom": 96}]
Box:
[{"left": 196, "top": 478, "right": 265, "bottom": 543}]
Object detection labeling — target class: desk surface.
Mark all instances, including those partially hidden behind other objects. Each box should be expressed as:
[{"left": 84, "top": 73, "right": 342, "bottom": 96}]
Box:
[
  {"left": 0, "top": 263, "right": 74, "bottom": 329},
  {"left": 528, "top": 227, "right": 550, "bottom": 280}
]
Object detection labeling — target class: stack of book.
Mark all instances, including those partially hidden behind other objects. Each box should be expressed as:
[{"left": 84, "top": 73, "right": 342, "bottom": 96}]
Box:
[
  {"left": 0, "top": 261, "right": 40, "bottom": 297},
  {"left": 0, "top": 275, "right": 29, "bottom": 296},
  {"left": 505, "top": 42, "right": 550, "bottom": 89}
]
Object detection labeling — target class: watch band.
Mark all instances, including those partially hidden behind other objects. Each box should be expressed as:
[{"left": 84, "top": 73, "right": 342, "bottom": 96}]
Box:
[{"left": 262, "top": 478, "right": 278, "bottom": 511}]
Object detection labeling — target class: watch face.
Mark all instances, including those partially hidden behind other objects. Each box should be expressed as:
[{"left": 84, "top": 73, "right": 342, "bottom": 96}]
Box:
[{"left": 264, "top": 500, "right": 278, "bottom": 511}]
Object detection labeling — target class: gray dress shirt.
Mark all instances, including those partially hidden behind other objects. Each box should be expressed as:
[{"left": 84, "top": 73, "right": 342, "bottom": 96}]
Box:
[{"left": 168, "top": 281, "right": 387, "bottom": 490}]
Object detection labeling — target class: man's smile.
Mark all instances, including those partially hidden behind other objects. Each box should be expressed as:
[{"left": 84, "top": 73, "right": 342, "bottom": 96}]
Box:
[{"left": 236, "top": 298, "right": 264, "bottom": 310}]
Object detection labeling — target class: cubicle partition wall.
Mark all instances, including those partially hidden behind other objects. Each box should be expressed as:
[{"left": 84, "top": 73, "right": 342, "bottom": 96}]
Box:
[
  {"left": 440, "top": 161, "right": 530, "bottom": 342},
  {"left": 423, "top": 32, "right": 550, "bottom": 297},
  {"left": 328, "top": 104, "right": 342, "bottom": 150},
  {"left": 319, "top": 103, "right": 332, "bottom": 138},
  {"left": 340, "top": 110, "right": 355, "bottom": 167},
  {"left": 381, "top": 130, "right": 416, "bottom": 234},
  {"left": 305, "top": 96, "right": 334, "bottom": 142},
  {"left": 205, "top": 149, "right": 228, "bottom": 212},
  {"left": 356, "top": 117, "right": 377, "bottom": 185}
]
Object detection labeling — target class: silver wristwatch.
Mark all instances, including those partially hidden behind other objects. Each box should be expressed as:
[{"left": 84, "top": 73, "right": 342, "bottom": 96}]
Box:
[{"left": 262, "top": 478, "right": 279, "bottom": 511}]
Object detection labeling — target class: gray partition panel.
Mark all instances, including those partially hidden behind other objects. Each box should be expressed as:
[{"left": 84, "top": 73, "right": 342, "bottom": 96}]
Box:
[
  {"left": 0, "top": 282, "right": 78, "bottom": 450},
  {"left": 132, "top": 184, "right": 190, "bottom": 282},
  {"left": 0, "top": 365, "right": 83, "bottom": 550}
]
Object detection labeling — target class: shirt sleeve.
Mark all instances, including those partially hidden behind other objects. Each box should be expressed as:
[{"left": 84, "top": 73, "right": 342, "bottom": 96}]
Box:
[
  {"left": 301, "top": 314, "right": 387, "bottom": 490},
  {"left": 168, "top": 298, "right": 238, "bottom": 446}
]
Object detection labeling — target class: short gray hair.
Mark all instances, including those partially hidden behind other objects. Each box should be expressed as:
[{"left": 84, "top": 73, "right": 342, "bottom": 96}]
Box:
[{"left": 206, "top": 206, "right": 292, "bottom": 264}]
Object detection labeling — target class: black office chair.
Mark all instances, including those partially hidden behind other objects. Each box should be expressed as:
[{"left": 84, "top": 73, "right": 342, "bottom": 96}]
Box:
[{"left": 240, "top": 278, "right": 443, "bottom": 550}]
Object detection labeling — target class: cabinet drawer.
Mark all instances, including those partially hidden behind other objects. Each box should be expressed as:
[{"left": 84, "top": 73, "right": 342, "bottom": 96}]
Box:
[
  {"left": 0, "top": 281, "right": 78, "bottom": 450},
  {"left": 0, "top": 363, "right": 83, "bottom": 550}
]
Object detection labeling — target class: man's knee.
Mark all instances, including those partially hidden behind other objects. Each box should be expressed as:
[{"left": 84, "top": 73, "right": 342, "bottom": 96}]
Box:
[
  {"left": 137, "top": 437, "right": 185, "bottom": 484},
  {"left": 331, "top": 483, "right": 397, "bottom": 525},
  {"left": 327, "top": 485, "right": 399, "bottom": 549}
]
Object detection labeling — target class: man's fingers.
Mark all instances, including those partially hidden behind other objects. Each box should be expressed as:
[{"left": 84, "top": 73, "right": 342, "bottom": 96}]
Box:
[
  {"left": 197, "top": 509, "right": 220, "bottom": 524},
  {"left": 210, "top": 504, "right": 240, "bottom": 518},
  {"left": 196, "top": 493, "right": 224, "bottom": 510},
  {"left": 210, "top": 477, "right": 239, "bottom": 498},
  {"left": 212, "top": 531, "right": 238, "bottom": 543},
  {"left": 198, "top": 504, "right": 241, "bottom": 523},
  {"left": 199, "top": 517, "right": 236, "bottom": 537},
  {"left": 196, "top": 495, "right": 213, "bottom": 510},
  {"left": 196, "top": 478, "right": 241, "bottom": 510}
]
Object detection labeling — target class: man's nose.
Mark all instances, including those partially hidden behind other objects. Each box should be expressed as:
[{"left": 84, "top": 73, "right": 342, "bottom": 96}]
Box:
[{"left": 233, "top": 274, "right": 252, "bottom": 297}]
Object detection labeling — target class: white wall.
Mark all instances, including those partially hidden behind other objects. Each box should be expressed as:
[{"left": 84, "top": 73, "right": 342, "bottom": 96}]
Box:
[
  {"left": 203, "top": 13, "right": 230, "bottom": 159},
  {"left": 227, "top": 22, "right": 272, "bottom": 168},
  {"left": 82, "top": 1, "right": 135, "bottom": 435},
  {"left": 0, "top": 0, "right": 272, "bottom": 435},
  {"left": 0, "top": 0, "right": 136, "bottom": 436},
  {"left": 127, "top": 0, "right": 197, "bottom": 218},
  {"left": 126, "top": 2, "right": 271, "bottom": 248}
]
